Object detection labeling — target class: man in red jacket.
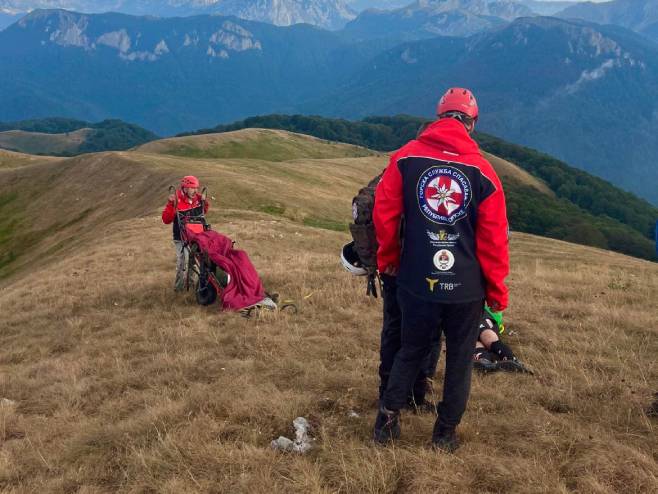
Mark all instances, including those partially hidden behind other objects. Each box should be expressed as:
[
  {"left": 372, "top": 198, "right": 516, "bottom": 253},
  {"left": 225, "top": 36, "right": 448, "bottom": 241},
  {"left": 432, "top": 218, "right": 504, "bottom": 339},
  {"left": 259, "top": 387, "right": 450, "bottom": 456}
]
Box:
[
  {"left": 372, "top": 88, "right": 509, "bottom": 451},
  {"left": 162, "top": 175, "right": 210, "bottom": 291}
]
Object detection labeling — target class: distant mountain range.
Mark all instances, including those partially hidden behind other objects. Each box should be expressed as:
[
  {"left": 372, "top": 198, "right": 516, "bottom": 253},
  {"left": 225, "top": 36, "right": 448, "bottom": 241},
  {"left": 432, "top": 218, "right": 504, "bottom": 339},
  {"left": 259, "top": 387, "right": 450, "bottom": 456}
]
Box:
[
  {"left": 347, "top": 0, "right": 412, "bottom": 11},
  {"left": 557, "top": 0, "right": 658, "bottom": 42},
  {"left": 0, "top": 0, "right": 356, "bottom": 30},
  {"left": 311, "top": 16, "right": 658, "bottom": 205},
  {"left": 0, "top": 9, "right": 374, "bottom": 133},
  {"left": 0, "top": 0, "right": 595, "bottom": 32},
  {"left": 346, "top": 0, "right": 579, "bottom": 16},
  {"left": 2, "top": 8, "right": 658, "bottom": 205},
  {"left": 521, "top": 0, "right": 577, "bottom": 16},
  {"left": 343, "top": 0, "right": 534, "bottom": 39}
]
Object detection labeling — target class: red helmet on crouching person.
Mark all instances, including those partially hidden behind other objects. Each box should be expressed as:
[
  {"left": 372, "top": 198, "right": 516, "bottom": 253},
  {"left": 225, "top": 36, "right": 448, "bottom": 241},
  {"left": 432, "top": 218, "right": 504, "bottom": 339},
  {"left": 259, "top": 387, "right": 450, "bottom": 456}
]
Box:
[
  {"left": 437, "top": 87, "right": 479, "bottom": 121},
  {"left": 181, "top": 175, "right": 200, "bottom": 189}
]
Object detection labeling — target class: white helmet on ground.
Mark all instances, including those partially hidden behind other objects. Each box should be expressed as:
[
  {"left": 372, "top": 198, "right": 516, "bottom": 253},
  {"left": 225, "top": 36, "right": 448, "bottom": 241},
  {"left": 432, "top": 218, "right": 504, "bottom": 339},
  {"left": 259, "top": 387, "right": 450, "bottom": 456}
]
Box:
[{"left": 341, "top": 241, "right": 368, "bottom": 276}]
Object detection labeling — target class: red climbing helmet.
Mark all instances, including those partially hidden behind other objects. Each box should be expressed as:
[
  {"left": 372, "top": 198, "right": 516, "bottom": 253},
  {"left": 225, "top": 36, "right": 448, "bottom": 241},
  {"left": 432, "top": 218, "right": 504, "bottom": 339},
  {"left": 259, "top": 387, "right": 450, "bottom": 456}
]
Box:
[
  {"left": 180, "top": 175, "right": 200, "bottom": 189},
  {"left": 437, "top": 87, "right": 479, "bottom": 121}
]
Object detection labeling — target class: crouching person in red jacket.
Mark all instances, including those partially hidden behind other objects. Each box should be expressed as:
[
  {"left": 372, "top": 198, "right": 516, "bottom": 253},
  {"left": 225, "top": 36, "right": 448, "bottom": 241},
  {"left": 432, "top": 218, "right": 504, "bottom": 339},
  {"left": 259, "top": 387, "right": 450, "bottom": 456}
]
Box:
[
  {"left": 372, "top": 88, "right": 510, "bottom": 452},
  {"left": 161, "top": 175, "right": 210, "bottom": 291}
]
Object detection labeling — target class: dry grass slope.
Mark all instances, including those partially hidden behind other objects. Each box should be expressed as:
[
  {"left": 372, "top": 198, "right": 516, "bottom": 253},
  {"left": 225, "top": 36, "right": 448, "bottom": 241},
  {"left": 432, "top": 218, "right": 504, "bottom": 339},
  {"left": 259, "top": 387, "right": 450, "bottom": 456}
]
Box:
[
  {"left": 0, "top": 152, "right": 174, "bottom": 278},
  {"left": 0, "top": 150, "right": 60, "bottom": 169},
  {"left": 0, "top": 129, "right": 91, "bottom": 156},
  {"left": 0, "top": 133, "right": 657, "bottom": 493},
  {"left": 484, "top": 152, "right": 554, "bottom": 197},
  {"left": 135, "top": 129, "right": 377, "bottom": 161}
]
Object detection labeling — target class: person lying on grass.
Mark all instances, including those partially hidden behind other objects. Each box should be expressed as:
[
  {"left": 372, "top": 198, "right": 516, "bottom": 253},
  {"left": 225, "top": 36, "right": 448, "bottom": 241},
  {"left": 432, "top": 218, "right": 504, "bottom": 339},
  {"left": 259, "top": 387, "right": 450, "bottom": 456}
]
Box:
[{"left": 472, "top": 306, "right": 530, "bottom": 373}]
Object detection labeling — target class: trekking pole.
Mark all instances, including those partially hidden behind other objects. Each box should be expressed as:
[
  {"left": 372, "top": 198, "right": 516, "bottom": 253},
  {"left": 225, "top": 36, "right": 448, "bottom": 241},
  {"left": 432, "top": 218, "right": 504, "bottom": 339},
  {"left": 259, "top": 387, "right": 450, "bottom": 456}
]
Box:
[{"left": 367, "top": 272, "right": 379, "bottom": 298}]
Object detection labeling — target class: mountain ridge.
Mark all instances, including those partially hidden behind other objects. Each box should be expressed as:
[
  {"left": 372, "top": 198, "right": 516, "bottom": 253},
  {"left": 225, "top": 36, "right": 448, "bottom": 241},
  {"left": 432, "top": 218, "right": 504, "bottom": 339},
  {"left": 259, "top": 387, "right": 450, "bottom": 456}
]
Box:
[
  {"left": 2, "top": 10, "right": 658, "bottom": 204},
  {"left": 0, "top": 0, "right": 357, "bottom": 29},
  {"left": 178, "top": 117, "right": 658, "bottom": 260},
  {"left": 308, "top": 16, "right": 658, "bottom": 205},
  {"left": 558, "top": 0, "right": 658, "bottom": 42},
  {"left": 343, "top": 0, "right": 533, "bottom": 39}
]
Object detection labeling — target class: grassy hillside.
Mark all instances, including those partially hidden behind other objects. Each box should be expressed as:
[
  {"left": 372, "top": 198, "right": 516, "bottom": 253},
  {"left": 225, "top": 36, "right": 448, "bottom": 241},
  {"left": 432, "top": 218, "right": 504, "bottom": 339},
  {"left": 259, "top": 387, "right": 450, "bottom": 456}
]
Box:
[
  {"left": 183, "top": 115, "right": 658, "bottom": 261},
  {"left": 136, "top": 128, "right": 376, "bottom": 161},
  {"left": 0, "top": 118, "right": 159, "bottom": 156},
  {"left": 0, "top": 149, "right": 59, "bottom": 169},
  {"left": 0, "top": 128, "right": 92, "bottom": 155},
  {"left": 0, "top": 130, "right": 656, "bottom": 492},
  {"left": 484, "top": 152, "right": 554, "bottom": 197},
  {"left": 0, "top": 131, "right": 381, "bottom": 279},
  {"left": 0, "top": 152, "right": 173, "bottom": 278}
]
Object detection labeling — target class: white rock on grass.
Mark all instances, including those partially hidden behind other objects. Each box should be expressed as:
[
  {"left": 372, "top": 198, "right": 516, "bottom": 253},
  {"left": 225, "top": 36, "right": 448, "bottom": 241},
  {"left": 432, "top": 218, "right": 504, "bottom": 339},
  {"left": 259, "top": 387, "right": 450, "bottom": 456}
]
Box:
[
  {"left": 271, "top": 417, "right": 314, "bottom": 454},
  {"left": 1, "top": 398, "right": 16, "bottom": 407},
  {"left": 292, "top": 417, "right": 313, "bottom": 453},
  {"left": 270, "top": 436, "right": 294, "bottom": 452}
]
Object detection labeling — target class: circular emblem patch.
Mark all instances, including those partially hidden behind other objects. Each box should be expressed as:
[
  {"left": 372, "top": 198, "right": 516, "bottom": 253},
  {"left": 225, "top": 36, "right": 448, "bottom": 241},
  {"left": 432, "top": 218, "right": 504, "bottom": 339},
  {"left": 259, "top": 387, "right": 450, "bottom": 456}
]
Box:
[
  {"left": 433, "top": 249, "right": 455, "bottom": 271},
  {"left": 417, "top": 166, "right": 471, "bottom": 224}
]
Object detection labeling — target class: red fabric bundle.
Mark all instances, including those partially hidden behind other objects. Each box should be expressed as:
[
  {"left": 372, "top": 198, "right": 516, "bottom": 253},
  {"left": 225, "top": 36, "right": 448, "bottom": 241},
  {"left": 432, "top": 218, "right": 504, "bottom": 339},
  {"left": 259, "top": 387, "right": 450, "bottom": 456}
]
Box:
[{"left": 186, "top": 228, "right": 266, "bottom": 311}]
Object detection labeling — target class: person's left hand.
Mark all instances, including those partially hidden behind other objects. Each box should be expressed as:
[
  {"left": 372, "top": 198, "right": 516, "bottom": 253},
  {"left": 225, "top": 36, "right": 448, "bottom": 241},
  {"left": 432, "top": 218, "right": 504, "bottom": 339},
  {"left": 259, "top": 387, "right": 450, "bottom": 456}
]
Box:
[{"left": 382, "top": 265, "right": 398, "bottom": 276}]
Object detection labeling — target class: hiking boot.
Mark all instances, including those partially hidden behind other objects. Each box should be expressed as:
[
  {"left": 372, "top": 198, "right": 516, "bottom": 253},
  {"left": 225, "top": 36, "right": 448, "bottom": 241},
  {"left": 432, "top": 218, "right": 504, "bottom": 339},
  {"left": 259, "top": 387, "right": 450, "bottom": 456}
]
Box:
[
  {"left": 432, "top": 424, "right": 460, "bottom": 453},
  {"left": 498, "top": 357, "right": 533, "bottom": 374},
  {"left": 473, "top": 350, "right": 499, "bottom": 373},
  {"left": 373, "top": 406, "right": 401, "bottom": 444},
  {"left": 490, "top": 340, "right": 516, "bottom": 360}
]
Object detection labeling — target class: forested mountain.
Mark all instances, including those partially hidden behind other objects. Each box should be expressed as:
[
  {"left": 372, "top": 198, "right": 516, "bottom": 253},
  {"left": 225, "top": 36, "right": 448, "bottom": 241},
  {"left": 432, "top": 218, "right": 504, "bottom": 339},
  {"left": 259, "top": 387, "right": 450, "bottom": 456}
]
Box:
[{"left": 2, "top": 10, "right": 658, "bottom": 204}]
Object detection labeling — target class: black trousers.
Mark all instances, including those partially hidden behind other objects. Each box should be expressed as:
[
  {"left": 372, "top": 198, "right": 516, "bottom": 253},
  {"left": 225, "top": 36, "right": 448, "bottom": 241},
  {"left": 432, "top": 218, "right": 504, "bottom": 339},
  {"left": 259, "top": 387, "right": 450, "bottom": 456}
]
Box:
[
  {"left": 379, "top": 274, "right": 441, "bottom": 403},
  {"left": 383, "top": 285, "right": 483, "bottom": 428}
]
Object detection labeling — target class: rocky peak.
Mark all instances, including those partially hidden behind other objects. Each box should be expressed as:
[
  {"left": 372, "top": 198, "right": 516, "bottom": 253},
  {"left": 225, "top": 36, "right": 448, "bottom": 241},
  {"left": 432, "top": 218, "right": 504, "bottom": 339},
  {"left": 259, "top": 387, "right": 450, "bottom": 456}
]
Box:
[
  {"left": 13, "top": 9, "right": 265, "bottom": 62},
  {"left": 212, "top": 0, "right": 356, "bottom": 30},
  {"left": 3, "top": 0, "right": 357, "bottom": 30},
  {"left": 409, "top": 0, "right": 533, "bottom": 20},
  {"left": 557, "top": 0, "right": 658, "bottom": 41}
]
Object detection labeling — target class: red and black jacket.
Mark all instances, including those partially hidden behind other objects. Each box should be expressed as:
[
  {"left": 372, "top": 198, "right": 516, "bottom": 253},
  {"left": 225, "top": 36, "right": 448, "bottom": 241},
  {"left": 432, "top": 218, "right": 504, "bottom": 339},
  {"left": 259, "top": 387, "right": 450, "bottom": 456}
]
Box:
[
  {"left": 161, "top": 189, "right": 210, "bottom": 241},
  {"left": 373, "top": 118, "right": 509, "bottom": 311}
]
